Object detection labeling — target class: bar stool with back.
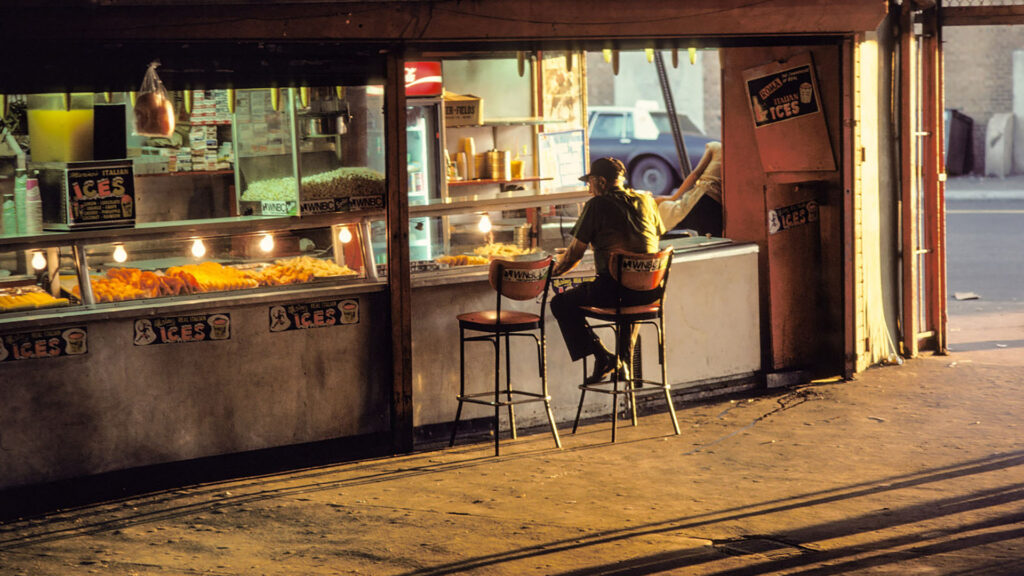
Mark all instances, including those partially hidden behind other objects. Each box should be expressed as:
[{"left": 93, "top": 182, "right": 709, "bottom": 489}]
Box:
[
  {"left": 572, "top": 246, "right": 681, "bottom": 442},
  {"left": 449, "top": 256, "right": 561, "bottom": 456}
]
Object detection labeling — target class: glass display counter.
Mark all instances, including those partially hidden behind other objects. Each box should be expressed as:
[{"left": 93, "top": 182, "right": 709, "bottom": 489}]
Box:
[
  {"left": 0, "top": 212, "right": 383, "bottom": 329},
  {"left": 0, "top": 84, "right": 387, "bottom": 327}
]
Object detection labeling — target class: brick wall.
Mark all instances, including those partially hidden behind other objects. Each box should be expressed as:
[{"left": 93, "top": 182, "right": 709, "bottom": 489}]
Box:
[{"left": 944, "top": 25, "right": 1024, "bottom": 174}]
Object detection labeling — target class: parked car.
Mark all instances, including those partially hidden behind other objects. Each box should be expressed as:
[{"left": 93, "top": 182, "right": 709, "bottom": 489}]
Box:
[{"left": 587, "top": 105, "right": 716, "bottom": 196}]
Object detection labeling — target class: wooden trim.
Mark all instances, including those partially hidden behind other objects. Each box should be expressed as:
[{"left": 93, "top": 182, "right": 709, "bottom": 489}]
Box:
[
  {"left": 385, "top": 52, "right": 414, "bottom": 452},
  {"left": 842, "top": 36, "right": 857, "bottom": 379},
  {"left": 923, "top": 8, "right": 947, "bottom": 354},
  {"left": 942, "top": 6, "right": 1024, "bottom": 26},
  {"left": 3, "top": 0, "right": 890, "bottom": 43},
  {"left": 899, "top": 2, "right": 918, "bottom": 358}
]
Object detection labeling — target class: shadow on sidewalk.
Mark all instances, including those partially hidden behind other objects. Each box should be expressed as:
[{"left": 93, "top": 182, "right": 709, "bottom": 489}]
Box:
[
  {"left": 378, "top": 450, "right": 1024, "bottom": 576},
  {"left": 7, "top": 448, "right": 1023, "bottom": 575}
]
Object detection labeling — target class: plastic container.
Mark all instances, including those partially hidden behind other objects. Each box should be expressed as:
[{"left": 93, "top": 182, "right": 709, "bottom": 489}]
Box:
[
  {"left": 23, "top": 178, "right": 43, "bottom": 235},
  {"left": 1, "top": 195, "right": 14, "bottom": 237},
  {"left": 13, "top": 165, "right": 27, "bottom": 235},
  {"left": 27, "top": 93, "right": 95, "bottom": 162}
]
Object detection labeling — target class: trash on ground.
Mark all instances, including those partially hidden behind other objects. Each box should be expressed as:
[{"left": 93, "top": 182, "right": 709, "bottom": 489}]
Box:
[{"left": 954, "top": 292, "right": 980, "bottom": 300}]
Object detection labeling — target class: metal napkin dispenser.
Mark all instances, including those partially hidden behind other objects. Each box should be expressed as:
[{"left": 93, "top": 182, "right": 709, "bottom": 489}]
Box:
[{"left": 31, "top": 159, "right": 136, "bottom": 230}]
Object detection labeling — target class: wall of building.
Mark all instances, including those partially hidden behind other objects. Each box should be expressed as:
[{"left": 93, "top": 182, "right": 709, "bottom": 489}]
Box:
[
  {"left": 585, "top": 50, "right": 717, "bottom": 138},
  {"left": 943, "top": 25, "right": 1024, "bottom": 174}
]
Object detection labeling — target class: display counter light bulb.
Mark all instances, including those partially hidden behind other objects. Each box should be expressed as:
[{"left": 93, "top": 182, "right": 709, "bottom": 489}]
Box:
[
  {"left": 31, "top": 251, "right": 47, "bottom": 271},
  {"left": 113, "top": 244, "right": 128, "bottom": 263},
  {"left": 338, "top": 227, "right": 353, "bottom": 244},
  {"left": 477, "top": 214, "right": 492, "bottom": 234},
  {"left": 191, "top": 239, "right": 206, "bottom": 259},
  {"left": 259, "top": 234, "right": 274, "bottom": 253}
]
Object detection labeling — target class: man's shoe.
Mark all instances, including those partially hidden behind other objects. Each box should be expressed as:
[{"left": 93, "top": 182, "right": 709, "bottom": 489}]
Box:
[{"left": 585, "top": 352, "right": 617, "bottom": 385}]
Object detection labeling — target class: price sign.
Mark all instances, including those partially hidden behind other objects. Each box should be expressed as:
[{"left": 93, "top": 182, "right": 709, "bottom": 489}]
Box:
[
  {"left": 133, "top": 313, "right": 231, "bottom": 346},
  {"left": 0, "top": 326, "right": 88, "bottom": 362},
  {"left": 269, "top": 299, "right": 360, "bottom": 332}
]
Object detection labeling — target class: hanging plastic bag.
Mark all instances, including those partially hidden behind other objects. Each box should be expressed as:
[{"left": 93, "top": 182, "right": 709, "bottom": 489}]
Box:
[{"left": 133, "top": 61, "right": 176, "bottom": 138}]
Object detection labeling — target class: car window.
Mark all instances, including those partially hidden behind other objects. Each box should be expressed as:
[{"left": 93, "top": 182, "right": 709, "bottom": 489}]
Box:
[
  {"left": 591, "top": 113, "right": 625, "bottom": 139},
  {"left": 650, "top": 111, "right": 703, "bottom": 134}
]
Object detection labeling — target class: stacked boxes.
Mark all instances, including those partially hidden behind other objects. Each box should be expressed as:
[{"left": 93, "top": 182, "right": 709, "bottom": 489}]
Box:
[
  {"left": 189, "top": 90, "right": 232, "bottom": 126},
  {"left": 189, "top": 125, "right": 220, "bottom": 172}
]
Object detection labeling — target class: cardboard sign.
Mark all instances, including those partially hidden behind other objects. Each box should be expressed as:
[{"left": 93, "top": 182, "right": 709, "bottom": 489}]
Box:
[
  {"left": 768, "top": 200, "right": 819, "bottom": 235},
  {"left": 747, "top": 64, "right": 820, "bottom": 128},
  {"left": 133, "top": 313, "right": 231, "bottom": 346},
  {"left": 742, "top": 52, "right": 836, "bottom": 173},
  {"left": 269, "top": 299, "right": 359, "bottom": 332},
  {"left": 405, "top": 62, "right": 443, "bottom": 97},
  {"left": 0, "top": 326, "right": 88, "bottom": 362}
]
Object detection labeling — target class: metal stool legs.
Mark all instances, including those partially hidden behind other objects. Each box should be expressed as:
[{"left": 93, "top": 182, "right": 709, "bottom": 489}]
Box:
[
  {"left": 571, "top": 318, "right": 680, "bottom": 440},
  {"left": 450, "top": 328, "right": 561, "bottom": 456}
]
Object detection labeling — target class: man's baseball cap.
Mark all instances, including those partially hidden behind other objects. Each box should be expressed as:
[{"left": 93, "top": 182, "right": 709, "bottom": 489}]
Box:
[{"left": 579, "top": 157, "right": 626, "bottom": 183}]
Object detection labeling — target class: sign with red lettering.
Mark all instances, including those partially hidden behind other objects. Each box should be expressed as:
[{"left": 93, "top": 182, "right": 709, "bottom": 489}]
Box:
[
  {"left": 405, "top": 62, "right": 443, "bottom": 97},
  {"left": 746, "top": 64, "right": 820, "bottom": 128},
  {"left": 269, "top": 299, "right": 359, "bottom": 332},
  {"left": 133, "top": 313, "right": 230, "bottom": 346},
  {"left": 65, "top": 161, "right": 136, "bottom": 227},
  {"left": 0, "top": 326, "right": 88, "bottom": 362}
]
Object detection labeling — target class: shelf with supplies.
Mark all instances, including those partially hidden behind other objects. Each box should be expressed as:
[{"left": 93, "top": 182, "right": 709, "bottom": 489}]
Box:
[
  {"left": 447, "top": 176, "right": 551, "bottom": 188},
  {"left": 407, "top": 189, "right": 589, "bottom": 219}
]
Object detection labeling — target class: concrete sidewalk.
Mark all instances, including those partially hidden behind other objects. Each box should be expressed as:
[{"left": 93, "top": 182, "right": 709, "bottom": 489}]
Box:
[
  {"left": 947, "top": 174, "right": 1024, "bottom": 200},
  {"left": 1, "top": 310, "right": 1023, "bottom": 575}
]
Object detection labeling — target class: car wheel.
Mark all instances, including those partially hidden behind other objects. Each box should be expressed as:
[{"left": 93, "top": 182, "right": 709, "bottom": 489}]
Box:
[{"left": 630, "top": 157, "right": 675, "bottom": 195}]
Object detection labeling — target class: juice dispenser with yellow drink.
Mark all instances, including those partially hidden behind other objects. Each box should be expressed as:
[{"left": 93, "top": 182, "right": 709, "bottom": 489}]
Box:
[{"left": 27, "top": 94, "right": 95, "bottom": 163}]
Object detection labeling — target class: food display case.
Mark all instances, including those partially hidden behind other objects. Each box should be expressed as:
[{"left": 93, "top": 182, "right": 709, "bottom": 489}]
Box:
[{"left": 234, "top": 86, "right": 386, "bottom": 218}]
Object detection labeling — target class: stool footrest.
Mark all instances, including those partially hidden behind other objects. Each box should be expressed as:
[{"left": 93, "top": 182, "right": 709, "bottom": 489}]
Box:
[
  {"left": 457, "top": 390, "right": 551, "bottom": 408},
  {"left": 578, "top": 380, "right": 671, "bottom": 395}
]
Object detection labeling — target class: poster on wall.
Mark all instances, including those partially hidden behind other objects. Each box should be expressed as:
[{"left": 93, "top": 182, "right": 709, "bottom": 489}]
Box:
[
  {"left": 747, "top": 64, "right": 820, "bottom": 128},
  {"left": 742, "top": 52, "right": 836, "bottom": 173},
  {"left": 542, "top": 52, "right": 584, "bottom": 129},
  {"left": 0, "top": 326, "right": 88, "bottom": 362}
]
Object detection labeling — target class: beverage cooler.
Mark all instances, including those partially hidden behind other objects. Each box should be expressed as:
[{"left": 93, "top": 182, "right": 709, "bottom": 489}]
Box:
[{"left": 376, "top": 99, "right": 445, "bottom": 266}]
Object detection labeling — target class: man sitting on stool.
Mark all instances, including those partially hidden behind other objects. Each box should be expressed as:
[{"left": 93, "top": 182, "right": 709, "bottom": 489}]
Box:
[{"left": 551, "top": 157, "right": 666, "bottom": 384}]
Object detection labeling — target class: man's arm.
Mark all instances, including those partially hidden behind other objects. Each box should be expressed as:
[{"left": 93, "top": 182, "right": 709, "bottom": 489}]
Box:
[
  {"left": 655, "top": 144, "right": 715, "bottom": 205},
  {"left": 552, "top": 237, "right": 588, "bottom": 277}
]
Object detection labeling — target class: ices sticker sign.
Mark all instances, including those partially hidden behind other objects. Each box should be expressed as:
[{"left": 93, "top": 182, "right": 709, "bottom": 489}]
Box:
[
  {"left": 0, "top": 326, "right": 88, "bottom": 362},
  {"left": 269, "top": 299, "right": 360, "bottom": 332},
  {"left": 133, "top": 313, "right": 231, "bottom": 346}
]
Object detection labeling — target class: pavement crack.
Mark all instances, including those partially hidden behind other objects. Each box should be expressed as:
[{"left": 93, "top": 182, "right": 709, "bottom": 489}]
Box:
[{"left": 686, "top": 387, "right": 826, "bottom": 455}]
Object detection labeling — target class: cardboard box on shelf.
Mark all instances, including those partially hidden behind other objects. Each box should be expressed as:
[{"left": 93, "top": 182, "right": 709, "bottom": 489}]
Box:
[{"left": 443, "top": 91, "right": 483, "bottom": 127}]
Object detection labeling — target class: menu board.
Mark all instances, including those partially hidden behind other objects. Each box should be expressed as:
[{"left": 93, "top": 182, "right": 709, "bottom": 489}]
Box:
[
  {"left": 538, "top": 129, "right": 586, "bottom": 193},
  {"left": 66, "top": 161, "right": 135, "bottom": 227},
  {"left": 133, "top": 313, "right": 231, "bottom": 346},
  {"left": 269, "top": 299, "right": 360, "bottom": 332},
  {"left": 0, "top": 326, "right": 88, "bottom": 362}
]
